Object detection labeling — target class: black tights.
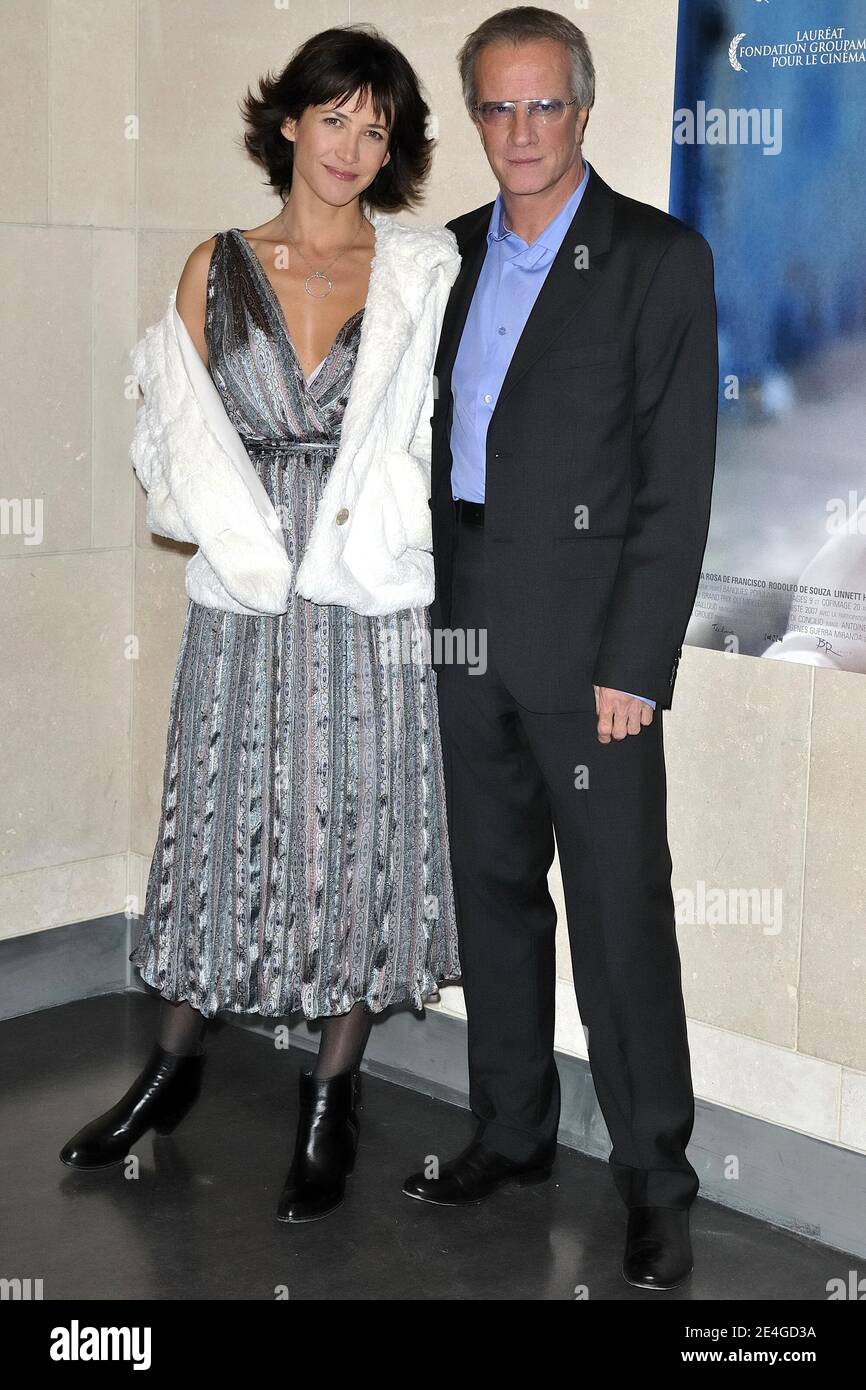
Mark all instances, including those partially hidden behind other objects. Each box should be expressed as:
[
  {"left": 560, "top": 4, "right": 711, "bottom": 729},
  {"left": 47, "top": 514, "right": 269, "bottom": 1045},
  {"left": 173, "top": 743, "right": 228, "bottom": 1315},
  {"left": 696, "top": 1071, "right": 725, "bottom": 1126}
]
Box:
[
  {"left": 312, "top": 1001, "right": 373, "bottom": 1079},
  {"left": 157, "top": 998, "right": 207, "bottom": 1057},
  {"left": 156, "top": 996, "right": 373, "bottom": 1078}
]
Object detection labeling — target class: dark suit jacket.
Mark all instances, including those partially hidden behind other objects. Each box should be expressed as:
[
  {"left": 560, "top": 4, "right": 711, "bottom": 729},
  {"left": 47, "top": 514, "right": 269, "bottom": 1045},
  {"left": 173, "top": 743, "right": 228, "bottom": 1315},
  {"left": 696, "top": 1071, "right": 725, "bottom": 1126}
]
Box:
[{"left": 428, "top": 164, "right": 719, "bottom": 711}]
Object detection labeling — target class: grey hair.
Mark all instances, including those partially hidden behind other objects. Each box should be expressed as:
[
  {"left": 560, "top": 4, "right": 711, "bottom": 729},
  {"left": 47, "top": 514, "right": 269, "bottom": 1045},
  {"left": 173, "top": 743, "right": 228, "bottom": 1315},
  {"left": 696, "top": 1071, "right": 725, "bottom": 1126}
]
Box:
[{"left": 457, "top": 5, "right": 595, "bottom": 116}]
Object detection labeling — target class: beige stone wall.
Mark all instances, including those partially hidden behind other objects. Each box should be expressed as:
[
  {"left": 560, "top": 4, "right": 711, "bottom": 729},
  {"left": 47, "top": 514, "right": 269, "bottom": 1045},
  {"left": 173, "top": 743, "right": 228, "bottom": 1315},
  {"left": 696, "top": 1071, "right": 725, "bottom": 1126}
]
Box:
[{"left": 2, "top": 1, "right": 863, "bottom": 1155}]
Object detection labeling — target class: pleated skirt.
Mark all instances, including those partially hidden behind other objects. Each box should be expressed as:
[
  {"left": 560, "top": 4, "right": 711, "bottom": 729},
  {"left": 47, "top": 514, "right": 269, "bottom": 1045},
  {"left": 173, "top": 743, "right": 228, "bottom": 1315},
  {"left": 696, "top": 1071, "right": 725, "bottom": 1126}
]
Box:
[{"left": 130, "top": 438, "right": 461, "bottom": 1018}]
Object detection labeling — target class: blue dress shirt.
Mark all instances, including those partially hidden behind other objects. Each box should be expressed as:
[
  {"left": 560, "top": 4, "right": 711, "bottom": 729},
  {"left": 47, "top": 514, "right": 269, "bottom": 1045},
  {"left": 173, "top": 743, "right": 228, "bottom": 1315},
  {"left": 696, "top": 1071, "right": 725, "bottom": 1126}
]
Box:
[{"left": 449, "top": 159, "right": 656, "bottom": 709}]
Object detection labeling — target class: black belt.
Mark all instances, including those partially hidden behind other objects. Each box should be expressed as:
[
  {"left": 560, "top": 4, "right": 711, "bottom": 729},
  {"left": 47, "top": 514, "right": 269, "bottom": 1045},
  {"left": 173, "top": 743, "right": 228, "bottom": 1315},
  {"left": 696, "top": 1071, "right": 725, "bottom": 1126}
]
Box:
[{"left": 454, "top": 497, "right": 485, "bottom": 526}]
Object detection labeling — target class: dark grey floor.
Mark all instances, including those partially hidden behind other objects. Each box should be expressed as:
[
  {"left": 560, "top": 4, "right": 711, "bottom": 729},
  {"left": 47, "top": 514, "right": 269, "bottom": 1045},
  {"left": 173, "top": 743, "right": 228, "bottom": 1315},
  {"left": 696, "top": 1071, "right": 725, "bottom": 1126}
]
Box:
[{"left": 1, "top": 993, "right": 851, "bottom": 1300}]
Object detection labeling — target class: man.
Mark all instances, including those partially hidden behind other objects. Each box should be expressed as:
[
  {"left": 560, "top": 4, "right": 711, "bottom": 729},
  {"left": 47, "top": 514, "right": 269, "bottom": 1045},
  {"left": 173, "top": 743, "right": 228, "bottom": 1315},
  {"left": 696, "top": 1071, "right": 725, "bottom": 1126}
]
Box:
[{"left": 402, "top": 7, "right": 718, "bottom": 1292}]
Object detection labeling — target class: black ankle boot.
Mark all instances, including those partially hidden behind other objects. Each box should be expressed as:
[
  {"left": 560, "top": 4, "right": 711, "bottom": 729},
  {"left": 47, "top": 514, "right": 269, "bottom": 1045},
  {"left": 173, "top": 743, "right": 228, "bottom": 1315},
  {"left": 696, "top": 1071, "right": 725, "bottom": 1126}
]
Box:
[
  {"left": 59, "top": 1043, "right": 205, "bottom": 1170},
  {"left": 276, "top": 1066, "right": 360, "bottom": 1223}
]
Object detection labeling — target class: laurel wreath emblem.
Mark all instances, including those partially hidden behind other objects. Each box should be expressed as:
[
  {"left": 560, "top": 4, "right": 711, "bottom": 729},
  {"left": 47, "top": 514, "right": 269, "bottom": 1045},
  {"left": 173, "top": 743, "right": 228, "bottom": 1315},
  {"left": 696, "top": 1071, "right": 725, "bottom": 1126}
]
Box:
[{"left": 729, "top": 33, "right": 747, "bottom": 72}]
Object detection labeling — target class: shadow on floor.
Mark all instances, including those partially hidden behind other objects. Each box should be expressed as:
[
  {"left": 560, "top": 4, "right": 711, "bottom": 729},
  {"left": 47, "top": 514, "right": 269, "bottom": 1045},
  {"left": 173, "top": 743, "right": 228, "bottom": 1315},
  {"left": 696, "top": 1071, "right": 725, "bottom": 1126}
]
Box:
[{"left": 1, "top": 993, "right": 852, "bottom": 1300}]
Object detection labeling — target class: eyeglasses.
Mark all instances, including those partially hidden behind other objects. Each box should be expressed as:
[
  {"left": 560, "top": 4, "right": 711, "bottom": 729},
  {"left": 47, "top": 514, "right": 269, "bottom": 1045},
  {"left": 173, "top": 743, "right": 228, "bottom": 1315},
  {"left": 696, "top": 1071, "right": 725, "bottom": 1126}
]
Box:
[{"left": 472, "top": 97, "right": 580, "bottom": 127}]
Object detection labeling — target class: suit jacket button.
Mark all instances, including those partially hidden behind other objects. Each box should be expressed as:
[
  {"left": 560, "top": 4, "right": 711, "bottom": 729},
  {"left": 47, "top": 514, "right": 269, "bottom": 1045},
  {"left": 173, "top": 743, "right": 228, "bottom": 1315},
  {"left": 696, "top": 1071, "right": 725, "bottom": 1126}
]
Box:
[
  {"left": 427, "top": 498, "right": 432, "bottom": 510},
  {"left": 335, "top": 507, "right": 349, "bottom": 525}
]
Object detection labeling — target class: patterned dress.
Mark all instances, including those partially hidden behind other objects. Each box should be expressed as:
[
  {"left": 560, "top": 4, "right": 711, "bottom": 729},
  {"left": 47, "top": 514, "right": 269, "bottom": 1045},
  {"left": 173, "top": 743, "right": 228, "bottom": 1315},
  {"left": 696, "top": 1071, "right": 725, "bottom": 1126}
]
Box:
[{"left": 130, "top": 227, "right": 461, "bottom": 1019}]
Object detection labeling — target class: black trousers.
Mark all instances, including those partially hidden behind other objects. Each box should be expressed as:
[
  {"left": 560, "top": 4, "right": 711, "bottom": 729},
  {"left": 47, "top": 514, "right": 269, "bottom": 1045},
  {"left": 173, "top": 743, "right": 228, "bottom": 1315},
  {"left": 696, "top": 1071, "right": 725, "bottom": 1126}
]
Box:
[{"left": 434, "top": 517, "right": 699, "bottom": 1210}]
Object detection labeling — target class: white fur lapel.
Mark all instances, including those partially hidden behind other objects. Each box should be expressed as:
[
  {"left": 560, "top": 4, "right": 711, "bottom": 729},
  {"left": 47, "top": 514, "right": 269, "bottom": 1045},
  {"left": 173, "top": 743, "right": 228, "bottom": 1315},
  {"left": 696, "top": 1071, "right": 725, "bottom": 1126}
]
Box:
[
  {"left": 293, "top": 210, "right": 460, "bottom": 610},
  {"left": 131, "top": 209, "right": 461, "bottom": 616},
  {"left": 130, "top": 293, "right": 293, "bottom": 613},
  {"left": 311, "top": 207, "right": 454, "bottom": 498}
]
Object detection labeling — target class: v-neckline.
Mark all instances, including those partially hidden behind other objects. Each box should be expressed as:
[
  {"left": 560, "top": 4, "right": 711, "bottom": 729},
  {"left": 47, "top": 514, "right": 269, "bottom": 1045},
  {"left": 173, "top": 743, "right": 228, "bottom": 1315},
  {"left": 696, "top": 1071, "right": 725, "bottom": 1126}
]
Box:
[{"left": 230, "top": 228, "right": 365, "bottom": 392}]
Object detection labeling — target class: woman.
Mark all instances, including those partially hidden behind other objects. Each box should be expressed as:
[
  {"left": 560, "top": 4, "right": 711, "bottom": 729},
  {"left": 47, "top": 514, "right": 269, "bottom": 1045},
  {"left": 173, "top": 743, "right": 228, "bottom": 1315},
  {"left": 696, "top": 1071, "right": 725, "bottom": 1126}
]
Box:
[{"left": 60, "top": 24, "right": 463, "bottom": 1223}]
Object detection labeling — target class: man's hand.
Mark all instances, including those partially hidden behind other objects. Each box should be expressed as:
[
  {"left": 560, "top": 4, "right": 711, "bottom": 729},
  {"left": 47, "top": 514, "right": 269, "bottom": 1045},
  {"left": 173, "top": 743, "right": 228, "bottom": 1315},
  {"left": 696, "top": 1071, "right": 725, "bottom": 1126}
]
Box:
[{"left": 593, "top": 686, "right": 654, "bottom": 743}]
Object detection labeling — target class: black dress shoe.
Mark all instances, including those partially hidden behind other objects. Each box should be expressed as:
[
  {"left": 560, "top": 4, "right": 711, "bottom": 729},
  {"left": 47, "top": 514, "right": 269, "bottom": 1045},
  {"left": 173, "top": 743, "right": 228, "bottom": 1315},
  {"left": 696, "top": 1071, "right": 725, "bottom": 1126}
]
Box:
[
  {"left": 59, "top": 1043, "right": 205, "bottom": 1170},
  {"left": 276, "top": 1067, "right": 360, "bottom": 1223},
  {"left": 622, "top": 1205, "right": 693, "bottom": 1289},
  {"left": 402, "top": 1136, "right": 555, "bottom": 1205}
]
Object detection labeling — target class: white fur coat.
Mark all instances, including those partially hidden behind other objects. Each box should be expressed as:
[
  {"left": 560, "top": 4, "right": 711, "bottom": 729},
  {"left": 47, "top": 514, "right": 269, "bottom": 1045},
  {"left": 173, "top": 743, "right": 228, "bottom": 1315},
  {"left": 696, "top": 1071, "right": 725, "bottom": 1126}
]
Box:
[{"left": 129, "top": 209, "right": 461, "bottom": 615}]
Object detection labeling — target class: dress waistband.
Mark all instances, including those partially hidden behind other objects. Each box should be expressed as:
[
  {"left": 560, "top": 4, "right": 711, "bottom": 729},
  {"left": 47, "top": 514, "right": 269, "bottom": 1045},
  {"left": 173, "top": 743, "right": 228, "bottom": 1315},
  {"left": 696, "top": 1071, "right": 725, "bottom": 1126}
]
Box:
[{"left": 244, "top": 437, "right": 337, "bottom": 451}]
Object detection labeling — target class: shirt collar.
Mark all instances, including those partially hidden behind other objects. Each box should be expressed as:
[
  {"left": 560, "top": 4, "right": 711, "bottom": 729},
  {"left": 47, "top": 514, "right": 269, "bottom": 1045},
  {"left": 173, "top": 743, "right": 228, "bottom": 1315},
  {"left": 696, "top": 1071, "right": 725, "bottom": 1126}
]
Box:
[{"left": 487, "top": 158, "right": 591, "bottom": 264}]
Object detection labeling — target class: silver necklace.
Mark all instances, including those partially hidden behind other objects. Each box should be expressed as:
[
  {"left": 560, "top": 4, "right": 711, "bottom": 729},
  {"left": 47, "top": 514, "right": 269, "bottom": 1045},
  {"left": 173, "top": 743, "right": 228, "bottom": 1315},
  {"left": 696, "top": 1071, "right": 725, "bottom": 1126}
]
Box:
[{"left": 280, "top": 215, "right": 367, "bottom": 298}]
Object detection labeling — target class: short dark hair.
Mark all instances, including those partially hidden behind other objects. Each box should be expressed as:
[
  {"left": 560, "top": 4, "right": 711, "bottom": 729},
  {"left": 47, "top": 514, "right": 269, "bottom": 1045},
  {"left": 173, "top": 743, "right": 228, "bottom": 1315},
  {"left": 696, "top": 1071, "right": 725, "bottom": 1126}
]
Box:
[{"left": 239, "top": 24, "right": 434, "bottom": 213}]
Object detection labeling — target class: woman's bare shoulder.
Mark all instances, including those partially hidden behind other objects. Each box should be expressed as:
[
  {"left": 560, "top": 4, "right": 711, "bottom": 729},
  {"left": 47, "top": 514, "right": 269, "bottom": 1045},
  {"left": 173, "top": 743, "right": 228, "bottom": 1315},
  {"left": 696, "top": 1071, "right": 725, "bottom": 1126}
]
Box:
[{"left": 175, "top": 235, "right": 219, "bottom": 367}]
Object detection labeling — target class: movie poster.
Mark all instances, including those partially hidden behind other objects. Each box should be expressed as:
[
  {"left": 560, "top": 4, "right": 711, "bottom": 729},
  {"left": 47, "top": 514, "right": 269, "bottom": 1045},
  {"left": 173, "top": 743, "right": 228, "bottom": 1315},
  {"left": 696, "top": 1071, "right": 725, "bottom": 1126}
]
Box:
[{"left": 670, "top": 0, "right": 866, "bottom": 672}]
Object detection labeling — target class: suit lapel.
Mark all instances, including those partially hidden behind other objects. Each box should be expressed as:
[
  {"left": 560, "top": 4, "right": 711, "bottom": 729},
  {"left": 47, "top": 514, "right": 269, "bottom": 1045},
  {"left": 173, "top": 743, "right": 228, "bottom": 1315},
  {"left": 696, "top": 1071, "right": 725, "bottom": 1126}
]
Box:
[
  {"left": 433, "top": 206, "right": 491, "bottom": 405},
  {"left": 434, "top": 166, "right": 616, "bottom": 461},
  {"left": 496, "top": 167, "right": 614, "bottom": 403}
]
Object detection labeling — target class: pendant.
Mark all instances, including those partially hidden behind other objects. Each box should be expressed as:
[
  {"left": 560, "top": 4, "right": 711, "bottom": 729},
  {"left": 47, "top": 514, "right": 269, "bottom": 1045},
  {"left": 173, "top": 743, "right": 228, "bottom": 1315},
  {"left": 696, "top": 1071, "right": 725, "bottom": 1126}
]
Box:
[{"left": 304, "top": 270, "right": 333, "bottom": 299}]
